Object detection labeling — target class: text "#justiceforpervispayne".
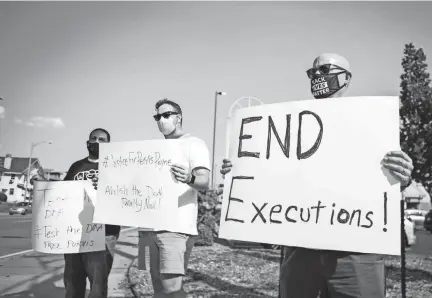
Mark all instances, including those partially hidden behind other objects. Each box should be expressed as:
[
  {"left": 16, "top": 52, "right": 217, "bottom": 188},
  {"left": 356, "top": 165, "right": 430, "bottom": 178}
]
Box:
[{"left": 101, "top": 151, "right": 172, "bottom": 169}]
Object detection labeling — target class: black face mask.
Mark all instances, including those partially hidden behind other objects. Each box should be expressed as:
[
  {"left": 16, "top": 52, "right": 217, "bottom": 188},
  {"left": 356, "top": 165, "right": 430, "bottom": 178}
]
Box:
[
  {"left": 310, "top": 72, "right": 347, "bottom": 99},
  {"left": 87, "top": 142, "right": 100, "bottom": 158}
]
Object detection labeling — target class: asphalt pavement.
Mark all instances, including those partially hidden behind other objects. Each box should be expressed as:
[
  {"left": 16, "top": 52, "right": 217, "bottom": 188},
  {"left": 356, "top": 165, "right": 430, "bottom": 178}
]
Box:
[
  {"left": 0, "top": 213, "right": 32, "bottom": 257},
  {"left": 0, "top": 226, "right": 139, "bottom": 298}
]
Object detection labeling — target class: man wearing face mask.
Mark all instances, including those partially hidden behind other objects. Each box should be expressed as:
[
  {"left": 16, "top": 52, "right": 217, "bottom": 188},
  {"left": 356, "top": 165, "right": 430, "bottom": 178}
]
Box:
[
  {"left": 138, "top": 98, "right": 211, "bottom": 298},
  {"left": 63, "top": 128, "right": 121, "bottom": 298},
  {"left": 218, "top": 53, "right": 414, "bottom": 298}
]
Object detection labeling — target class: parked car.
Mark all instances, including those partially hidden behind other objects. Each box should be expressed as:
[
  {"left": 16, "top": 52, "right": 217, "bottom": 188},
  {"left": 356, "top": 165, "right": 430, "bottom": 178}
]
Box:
[
  {"left": 423, "top": 209, "right": 432, "bottom": 233},
  {"left": 405, "top": 209, "right": 428, "bottom": 228},
  {"left": 9, "top": 202, "right": 32, "bottom": 215},
  {"left": 405, "top": 215, "right": 416, "bottom": 247}
]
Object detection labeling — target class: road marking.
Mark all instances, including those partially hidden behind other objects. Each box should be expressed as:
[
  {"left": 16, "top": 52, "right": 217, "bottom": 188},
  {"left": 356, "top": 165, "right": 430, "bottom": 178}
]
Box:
[
  {"left": 0, "top": 227, "right": 138, "bottom": 260},
  {"left": 0, "top": 249, "right": 34, "bottom": 260},
  {"left": 0, "top": 216, "right": 32, "bottom": 220}
]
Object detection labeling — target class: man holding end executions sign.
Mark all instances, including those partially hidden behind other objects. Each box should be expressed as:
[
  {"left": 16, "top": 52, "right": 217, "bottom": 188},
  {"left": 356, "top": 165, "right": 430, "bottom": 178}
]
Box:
[
  {"left": 64, "top": 128, "right": 121, "bottom": 298},
  {"left": 138, "top": 98, "right": 211, "bottom": 298},
  {"left": 218, "top": 53, "right": 414, "bottom": 298}
]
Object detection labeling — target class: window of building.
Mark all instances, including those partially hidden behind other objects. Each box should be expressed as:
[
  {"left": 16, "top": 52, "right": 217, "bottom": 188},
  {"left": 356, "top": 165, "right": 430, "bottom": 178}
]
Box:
[
  {"left": 406, "top": 202, "right": 418, "bottom": 209},
  {"left": 2, "top": 189, "right": 7, "bottom": 193},
  {"left": 9, "top": 188, "right": 14, "bottom": 195}
]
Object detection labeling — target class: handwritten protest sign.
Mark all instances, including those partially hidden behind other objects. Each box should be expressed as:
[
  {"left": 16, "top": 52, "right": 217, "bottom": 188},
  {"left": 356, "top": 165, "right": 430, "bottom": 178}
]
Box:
[
  {"left": 93, "top": 140, "right": 188, "bottom": 229},
  {"left": 31, "top": 181, "right": 105, "bottom": 254},
  {"left": 219, "top": 96, "right": 402, "bottom": 255}
]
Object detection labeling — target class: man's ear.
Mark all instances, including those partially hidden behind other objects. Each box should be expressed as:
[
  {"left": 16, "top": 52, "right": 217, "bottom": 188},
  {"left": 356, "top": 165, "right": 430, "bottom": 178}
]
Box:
[
  {"left": 345, "top": 72, "right": 352, "bottom": 88},
  {"left": 345, "top": 72, "right": 352, "bottom": 84},
  {"left": 86, "top": 140, "right": 90, "bottom": 147}
]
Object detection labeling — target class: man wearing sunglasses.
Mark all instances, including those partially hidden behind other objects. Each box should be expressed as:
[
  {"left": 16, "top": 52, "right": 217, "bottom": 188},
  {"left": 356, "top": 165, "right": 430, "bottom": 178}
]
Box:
[
  {"left": 218, "top": 53, "right": 413, "bottom": 298},
  {"left": 138, "top": 98, "right": 211, "bottom": 298},
  {"left": 306, "top": 54, "right": 352, "bottom": 99}
]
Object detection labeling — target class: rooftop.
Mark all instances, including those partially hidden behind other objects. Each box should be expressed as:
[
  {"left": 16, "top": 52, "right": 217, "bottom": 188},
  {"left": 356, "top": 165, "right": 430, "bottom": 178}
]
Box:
[{"left": 0, "top": 156, "right": 41, "bottom": 174}]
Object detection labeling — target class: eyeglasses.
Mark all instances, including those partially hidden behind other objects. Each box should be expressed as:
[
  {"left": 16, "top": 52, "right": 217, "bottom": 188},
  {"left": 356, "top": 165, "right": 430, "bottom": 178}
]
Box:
[
  {"left": 153, "top": 111, "right": 179, "bottom": 121},
  {"left": 306, "top": 64, "right": 348, "bottom": 79}
]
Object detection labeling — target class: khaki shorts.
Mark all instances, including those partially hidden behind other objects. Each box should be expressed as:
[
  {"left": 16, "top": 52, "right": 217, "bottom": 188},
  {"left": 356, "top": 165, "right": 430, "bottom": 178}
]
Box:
[{"left": 138, "top": 231, "right": 194, "bottom": 275}]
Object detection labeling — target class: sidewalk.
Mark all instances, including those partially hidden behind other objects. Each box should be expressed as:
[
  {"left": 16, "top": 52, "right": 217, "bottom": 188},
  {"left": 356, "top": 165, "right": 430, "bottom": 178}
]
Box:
[{"left": 0, "top": 228, "right": 140, "bottom": 298}]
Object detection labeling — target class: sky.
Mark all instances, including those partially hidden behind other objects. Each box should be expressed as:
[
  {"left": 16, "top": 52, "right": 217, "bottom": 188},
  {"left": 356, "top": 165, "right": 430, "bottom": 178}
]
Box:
[{"left": 0, "top": 1, "right": 432, "bottom": 178}]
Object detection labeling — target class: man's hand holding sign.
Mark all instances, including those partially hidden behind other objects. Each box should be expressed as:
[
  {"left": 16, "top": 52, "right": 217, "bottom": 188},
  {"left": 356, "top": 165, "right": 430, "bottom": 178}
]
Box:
[
  {"left": 171, "top": 164, "right": 193, "bottom": 183},
  {"left": 217, "top": 96, "right": 413, "bottom": 256},
  {"left": 382, "top": 151, "right": 413, "bottom": 188},
  {"left": 170, "top": 163, "right": 210, "bottom": 191}
]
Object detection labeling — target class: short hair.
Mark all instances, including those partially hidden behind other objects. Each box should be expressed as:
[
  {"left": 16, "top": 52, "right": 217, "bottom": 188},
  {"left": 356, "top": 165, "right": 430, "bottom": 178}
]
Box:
[
  {"left": 89, "top": 128, "right": 111, "bottom": 142},
  {"left": 155, "top": 98, "right": 182, "bottom": 115}
]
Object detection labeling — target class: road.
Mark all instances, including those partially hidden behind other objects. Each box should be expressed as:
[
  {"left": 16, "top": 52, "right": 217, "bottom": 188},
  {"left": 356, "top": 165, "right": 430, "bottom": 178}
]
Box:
[
  {"left": 0, "top": 213, "right": 32, "bottom": 257},
  {"left": 0, "top": 227, "right": 138, "bottom": 298}
]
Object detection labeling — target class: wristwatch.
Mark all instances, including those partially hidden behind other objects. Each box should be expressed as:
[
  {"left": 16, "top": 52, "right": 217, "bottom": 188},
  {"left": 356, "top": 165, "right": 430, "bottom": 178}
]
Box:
[
  {"left": 401, "top": 177, "right": 412, "bottom": 192},
  {"left": 188, "top": 174, "right": 196, "bottom": 185}
]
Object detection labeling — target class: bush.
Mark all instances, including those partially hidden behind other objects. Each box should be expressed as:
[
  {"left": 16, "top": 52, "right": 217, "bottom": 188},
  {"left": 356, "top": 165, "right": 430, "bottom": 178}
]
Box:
[{"left": 195, "top": 189, "right": 222, "bottom": 246}]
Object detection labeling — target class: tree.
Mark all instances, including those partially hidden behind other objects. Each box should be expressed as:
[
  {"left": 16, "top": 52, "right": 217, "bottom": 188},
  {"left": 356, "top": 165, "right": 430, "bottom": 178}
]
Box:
[{"left": 400, "top": 42, "right": 432, "bottom": 195}]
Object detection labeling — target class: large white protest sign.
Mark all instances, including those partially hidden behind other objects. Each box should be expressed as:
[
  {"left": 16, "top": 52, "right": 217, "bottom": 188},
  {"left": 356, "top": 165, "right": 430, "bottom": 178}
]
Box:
[
  {"left": 93, "top": 140, "right": 188, "bottom": 229},
  {"left": 219, "top": 96, "right": 402, "bottom": 255},
  {"left": 31, "top": 181, "right": 105, "bottom": 254}
]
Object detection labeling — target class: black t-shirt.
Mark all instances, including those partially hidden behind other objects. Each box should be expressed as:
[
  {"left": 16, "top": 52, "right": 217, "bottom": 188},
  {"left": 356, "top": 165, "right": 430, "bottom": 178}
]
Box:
[{"left": 64, "top": 157, "right": 121, "bottom": 236}]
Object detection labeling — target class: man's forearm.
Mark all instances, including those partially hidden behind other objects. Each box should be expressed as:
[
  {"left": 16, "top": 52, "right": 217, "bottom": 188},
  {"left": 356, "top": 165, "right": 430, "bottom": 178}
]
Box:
[{"left": 188, "top": 174, "right": 209, "bottom": 191}]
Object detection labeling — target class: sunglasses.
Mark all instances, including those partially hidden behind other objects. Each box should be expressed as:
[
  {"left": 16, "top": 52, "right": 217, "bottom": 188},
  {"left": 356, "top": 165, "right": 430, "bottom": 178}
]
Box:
[
  {"left": 153, "top": 111, "right": 179, "bottom": 121},
  {"left": 306, "top": 64, "right": 348, "bottom": 79}
]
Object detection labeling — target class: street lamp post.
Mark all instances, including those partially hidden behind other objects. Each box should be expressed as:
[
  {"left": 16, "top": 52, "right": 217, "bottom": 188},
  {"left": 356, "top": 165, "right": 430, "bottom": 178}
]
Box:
[
  {"left": 0, "top": 97, "right": 5, "bottom": 152},
  {"left": 210, "top": 95, "right": 263, "bottom": 189},
  {"left": 225, "top": 96, "right": 264, "bottom": 151},
  {"left": 25, "top": 140, "right": 53, "bottom": 201},
  {"left": 223, "top": 96, "right": 265, "bottom": 182},
  {"left": 211, "top": 91, "right": 227, "bottom": 189}
]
